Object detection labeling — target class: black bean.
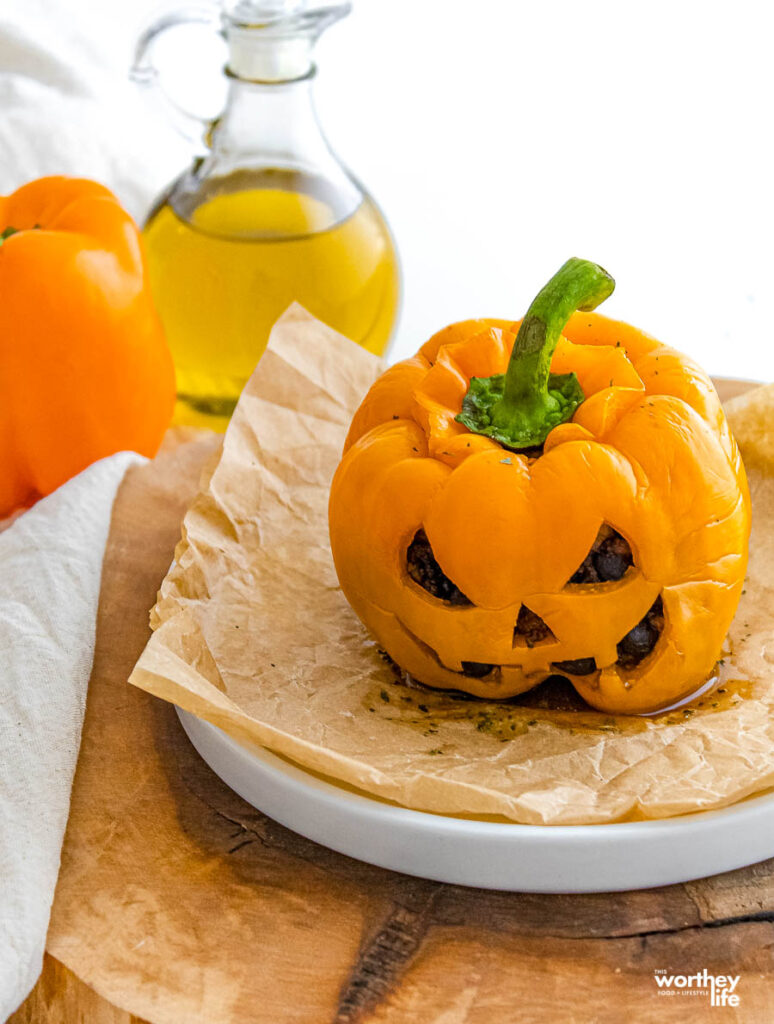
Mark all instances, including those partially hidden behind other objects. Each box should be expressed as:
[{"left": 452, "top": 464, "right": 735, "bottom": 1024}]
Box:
[
  {"left": 460, "top": 661, "right": 496, "bottom": 678},
  {"left": 552, "top": 657, "right": 597, "bottom": 676},
  {"left": 569, "top": 527, "right": 633, "bottom": 585},
  {"left": 617, "top": 621, "right": 658, "bottom": 666},
  {"left": 594, "top": 546, "right": 631, "bottom": 582},
  {"left": 617, "top": 598, "right": 664, "bottom": 668}
]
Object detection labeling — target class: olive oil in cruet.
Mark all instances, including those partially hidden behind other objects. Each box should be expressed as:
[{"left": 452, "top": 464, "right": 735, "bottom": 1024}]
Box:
[{"left": 133, "top": 0, "right": 400, "bottom": 429}]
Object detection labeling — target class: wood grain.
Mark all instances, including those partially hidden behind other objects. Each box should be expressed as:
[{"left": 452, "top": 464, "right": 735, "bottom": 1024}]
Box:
[
  {"left": 12, "top": 381, "right": 774, "bottom": 1023},
  {"left": 8, "top": 955, "right": 147, "bottom": 1024}
]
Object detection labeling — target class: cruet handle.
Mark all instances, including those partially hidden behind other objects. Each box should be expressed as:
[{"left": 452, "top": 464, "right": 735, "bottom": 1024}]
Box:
[{"left": 130, "top": 5, "right": 224, "bottom": 149}]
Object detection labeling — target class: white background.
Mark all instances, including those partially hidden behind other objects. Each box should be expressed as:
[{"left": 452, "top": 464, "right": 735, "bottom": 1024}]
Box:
[
  {"left": 318, "top": 0, "right": 774, "bottom": 379},
  {"left": 145, "top": 0, "right": 774, "bottom": 379},
  {"left": 7, "top": 0, "right": 774, "bottom": 380}
]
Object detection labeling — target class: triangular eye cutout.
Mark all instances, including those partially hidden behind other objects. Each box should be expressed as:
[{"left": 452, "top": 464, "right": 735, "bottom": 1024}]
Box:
[
  {"left": 407, "top": 529, "right": 472, "bottom": 605},
  {"left": 513, "top": 605, "right": 555, "bottom": 648},
  {"left": 568, "top": 525, "right": 633, "bottom": 584}
]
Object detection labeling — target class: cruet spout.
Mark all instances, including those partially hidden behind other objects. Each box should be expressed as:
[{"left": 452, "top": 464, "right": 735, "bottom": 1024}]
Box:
[{"left": 224, "top": 0, "right": 351, "bottom": 81}]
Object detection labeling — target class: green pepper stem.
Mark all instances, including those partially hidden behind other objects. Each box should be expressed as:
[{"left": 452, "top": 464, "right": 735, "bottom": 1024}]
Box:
[
  {"left": 496, "top": 258, "right": 614, "bottom": 424},
  {"left": 0, "top": 226, "right": 20, "bottom": 247},
  {"left": 455, "top": 258, "right": 615, "bottom": 450}
]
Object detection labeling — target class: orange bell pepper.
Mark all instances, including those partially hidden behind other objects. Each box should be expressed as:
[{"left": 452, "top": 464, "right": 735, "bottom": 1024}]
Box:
[
  {"left": 329, "top": 259, "right": 751, "bottom": 715},
  {"left": 0, "top": 176, "right": 175, "bottom": 516}
]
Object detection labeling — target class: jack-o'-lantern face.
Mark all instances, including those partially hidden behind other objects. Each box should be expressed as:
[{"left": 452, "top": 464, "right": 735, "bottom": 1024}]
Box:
[{"left": 329, "top": 262, "right": 750, "bottom": 715}]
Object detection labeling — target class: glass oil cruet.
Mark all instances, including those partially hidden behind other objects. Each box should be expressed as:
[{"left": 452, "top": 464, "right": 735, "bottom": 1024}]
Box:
[{"left": 132, "top": 0, "right": 400, "bottom": 429}]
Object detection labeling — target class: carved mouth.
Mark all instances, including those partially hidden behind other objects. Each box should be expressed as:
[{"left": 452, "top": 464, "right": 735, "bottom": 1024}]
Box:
[
  {"left": 391, "top": 600, "right": 666, "bottom": 695},
  {"left": 402, "top": 525, "right": 665, "bottom": 683}
]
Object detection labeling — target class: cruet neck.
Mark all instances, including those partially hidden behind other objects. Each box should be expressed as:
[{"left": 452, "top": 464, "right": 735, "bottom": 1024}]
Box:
[
  {"left": 209, "top": 73, "right": 325, "bottom": 166},
  {"left": 198, "top": 17, "right": 362, "bottom": 218},
  {"left": 223, "top": 0, "right": 350, "bottom": 83}
]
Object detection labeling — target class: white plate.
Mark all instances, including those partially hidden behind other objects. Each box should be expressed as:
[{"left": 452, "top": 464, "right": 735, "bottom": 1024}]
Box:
[{"left": 176, "top": 707, "right": 774, "bottom": 893}]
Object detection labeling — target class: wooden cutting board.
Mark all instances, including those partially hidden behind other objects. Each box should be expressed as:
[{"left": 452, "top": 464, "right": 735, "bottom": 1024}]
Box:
[{"left": 11, "top": 379, "right": 774, "bottom": 1024}]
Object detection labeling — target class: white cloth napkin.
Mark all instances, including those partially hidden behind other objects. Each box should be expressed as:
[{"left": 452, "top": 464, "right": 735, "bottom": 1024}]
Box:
[
  {"left": 0, "top": 452, "right": 143, "bottom": 1020},
  {"left": 0, "top": 0, "right": 187, "bottom": 220},
  {"left": 0, "top": 1, "right": 180, "bottom": 1014}
]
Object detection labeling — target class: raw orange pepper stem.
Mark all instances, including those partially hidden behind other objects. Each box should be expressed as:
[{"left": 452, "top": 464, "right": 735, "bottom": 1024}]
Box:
[{"left": 456, "top": 258, "right": 615, "bottom": 449}]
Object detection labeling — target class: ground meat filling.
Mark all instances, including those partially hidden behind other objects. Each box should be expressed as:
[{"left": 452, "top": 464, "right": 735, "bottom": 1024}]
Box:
[
  {"left": 460, "top": 661, "right": 496, "bottom": 678},
  {"left": 405, "top": 526, "right": 659, "bottom": 684},
  {"left": 514, "top": 605, "right": 553, "bottom": 648},
  {"left": 406, "top": 531, "right": 492, "bottom": 677},
  {"left": 551, "top": 656, "right": 598, "bottom": 676},
  {"left": 569, "top": 525, "right": 634, "bottom": 584},
  {"left": 406, "top": 529, "right": 471, "bottom": 605},
  {"left": 517, "top": 444, "right": 545, "bottom": 460},
  {"left": 617, "top": 597, "right": 664, "bottom": 669}
]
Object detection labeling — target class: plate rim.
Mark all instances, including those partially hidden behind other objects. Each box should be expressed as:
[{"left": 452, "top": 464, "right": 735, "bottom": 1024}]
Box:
[
  {"left": 175, "top": 706, "right": 774, "bottom": 891},
  {"left": 176, "top": 707, "right": 774, "bottom": 835}
]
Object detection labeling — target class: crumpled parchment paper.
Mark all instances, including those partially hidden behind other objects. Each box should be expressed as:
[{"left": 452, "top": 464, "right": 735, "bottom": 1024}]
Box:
[{"left": 129, "top": 306, "right": 774, "bottom": 824}]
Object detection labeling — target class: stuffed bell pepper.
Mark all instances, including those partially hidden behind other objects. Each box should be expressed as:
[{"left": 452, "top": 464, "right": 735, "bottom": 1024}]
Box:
[{"left": 328, "top": 259, "right": 750, "bottom": 715}]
